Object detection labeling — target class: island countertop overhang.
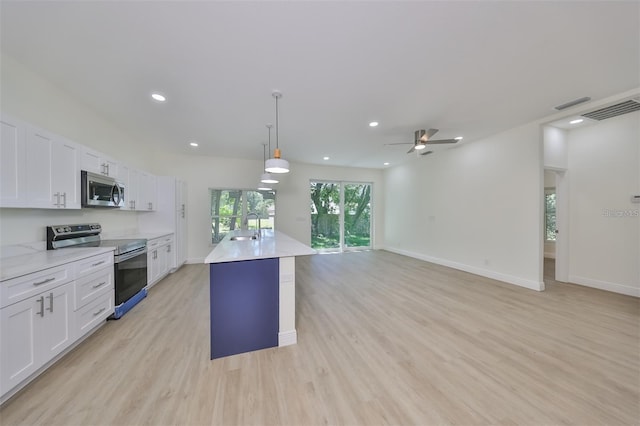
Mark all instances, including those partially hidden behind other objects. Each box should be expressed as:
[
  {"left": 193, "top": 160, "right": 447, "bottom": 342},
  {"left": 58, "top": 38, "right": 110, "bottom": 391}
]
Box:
[{"left": 204, "top": 230, "right": 316, "bottom": 264}]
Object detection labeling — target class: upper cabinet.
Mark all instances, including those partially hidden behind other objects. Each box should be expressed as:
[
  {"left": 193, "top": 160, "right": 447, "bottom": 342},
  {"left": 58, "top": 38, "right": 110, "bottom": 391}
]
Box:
[
  {"left": 81, "top": 147, "right": 118, "bottom": 178},
  {"left": 0, "top": 115, "right": 27, "bottom": 207},
  {"left": 138, "top": 171, "right": 157, "bottom": 211},
  {"left": 1, "top": 113, "right": 156, "bottom": 212},
  {"left": 26, "top": 126, "right": 80, "bottom": 209},
  {"left": 0, "top": 114, "right": 80, "bottom": 209}
]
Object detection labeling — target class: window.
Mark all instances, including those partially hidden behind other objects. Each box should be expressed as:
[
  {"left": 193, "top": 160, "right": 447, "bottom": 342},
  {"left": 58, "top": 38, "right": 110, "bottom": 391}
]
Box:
[
  {"left": 210, "top": 189, "right": 275, "bottom": 244},
  {"left": 310, "top": 181, "right": 372, "bottom": 252},
  {"left": 545, "top": 188, "right": 556, "bottom": 241}
]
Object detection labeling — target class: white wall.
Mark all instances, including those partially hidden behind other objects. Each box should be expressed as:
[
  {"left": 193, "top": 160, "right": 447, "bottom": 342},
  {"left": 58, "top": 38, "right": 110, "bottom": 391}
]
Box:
[
  {"left": 543, "top": 126, "right": 568, "bottom": 169},
  {"left": 567, "top": 111, "right": 640, "bottom": 296},
  {"left": 150, "top": 151, "right": 384, "bottom": 262},
  {"left": 384, "top": 123, "right": 544, "bottom": 291}
]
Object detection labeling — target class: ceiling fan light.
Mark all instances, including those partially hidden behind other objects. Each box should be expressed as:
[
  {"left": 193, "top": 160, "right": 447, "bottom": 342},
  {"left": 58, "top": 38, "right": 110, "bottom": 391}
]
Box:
[
  {"left": 260, "top": 172, "right": 279, "bottom": 184},
  {"left": 414, "top": 143, "right": 427, "bottom": 150},
  {"left": 265, "top": 158, "right": 290, "bottom": 174},
  {"left": 258, "top": 185, "right": 273, "bottom": 191}
]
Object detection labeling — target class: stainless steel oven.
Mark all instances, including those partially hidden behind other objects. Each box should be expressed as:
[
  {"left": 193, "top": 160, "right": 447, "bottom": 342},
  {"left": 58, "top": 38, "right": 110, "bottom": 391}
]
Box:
[{"left": 47, "top": 223, "right": 147, "bottom": 319}]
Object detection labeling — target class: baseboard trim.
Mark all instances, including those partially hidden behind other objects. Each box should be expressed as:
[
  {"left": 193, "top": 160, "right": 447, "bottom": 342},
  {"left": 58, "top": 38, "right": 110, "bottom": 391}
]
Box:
[
  {"left": 278, "top": 330, "right": 297, "bottom": 347},
  {"left": 568, "top": 275, "right": 639, "bottom": 297},
  {"left": 383, "top": 247, "right": 545, "bottom": 292}
]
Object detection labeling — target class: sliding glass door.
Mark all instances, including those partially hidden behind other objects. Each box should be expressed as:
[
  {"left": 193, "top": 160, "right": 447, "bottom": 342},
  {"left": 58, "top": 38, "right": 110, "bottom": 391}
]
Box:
[{"left": 310, "top": 181, "right": 372, "bottom": 252}]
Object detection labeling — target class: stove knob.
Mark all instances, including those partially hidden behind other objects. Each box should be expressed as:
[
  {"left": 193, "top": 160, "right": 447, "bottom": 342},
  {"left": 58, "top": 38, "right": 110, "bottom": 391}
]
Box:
[
  {"left": 56, "top": 227, "right": 65, "bottom": 233},
  {"left": 65, "top": 227, "right": 71, "bottom": 232}
]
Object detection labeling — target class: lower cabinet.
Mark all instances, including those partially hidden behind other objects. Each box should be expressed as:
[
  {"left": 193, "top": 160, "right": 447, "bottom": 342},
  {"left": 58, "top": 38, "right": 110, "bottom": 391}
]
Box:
[
  {"left": 0, "top": 252, "right": 114, "bottom": 401},
  {"left": 0, "top": 281, "right": 73, "bottom": 395},
  {"left": 147, "top": 234, "right": 174, "bottom": 288},
  {"left": 73, "top": 263, "right": 113, "bottom": 338}
]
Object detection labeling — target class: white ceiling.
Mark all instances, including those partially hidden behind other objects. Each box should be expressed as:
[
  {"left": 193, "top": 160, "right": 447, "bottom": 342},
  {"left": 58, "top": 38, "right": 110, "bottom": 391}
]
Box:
[{"left": 1, "top": 1, "right": 638, "bottom": 169}]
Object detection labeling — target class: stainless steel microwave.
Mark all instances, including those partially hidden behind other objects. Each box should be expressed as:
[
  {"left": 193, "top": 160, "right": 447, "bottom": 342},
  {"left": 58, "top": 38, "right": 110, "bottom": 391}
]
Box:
[{"left": 81, "top": 170, "right": 125, "bottom": 208}]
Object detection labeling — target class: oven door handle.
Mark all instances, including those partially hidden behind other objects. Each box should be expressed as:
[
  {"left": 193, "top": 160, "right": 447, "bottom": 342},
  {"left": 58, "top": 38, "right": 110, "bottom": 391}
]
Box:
[{"left": 114, "top": 246, "right": 147, "bottom": 263}]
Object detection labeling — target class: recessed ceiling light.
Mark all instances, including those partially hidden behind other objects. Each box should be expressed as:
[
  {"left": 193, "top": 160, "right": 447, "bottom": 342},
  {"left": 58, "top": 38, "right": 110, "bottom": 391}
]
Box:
[
  {"left": 383, "top": 162, "right": 390, "bottom": 166},
  {"left": 151, "top": 93, "right": 166, "bottom": 102},
  {"left": 569, "top": 119, "right": 584, "bottom": 124},
  {"left": 369, "top": 121, "right": 379, "bottom": 127},
  {"left": 323, "top": 156, "right": 330, "bottom": 160},
  {"left": 454, "top": 136, "right": 463, "bottom": 140},
  {"left": 189, "top": 141, "right": 198, "bottom": 147}
]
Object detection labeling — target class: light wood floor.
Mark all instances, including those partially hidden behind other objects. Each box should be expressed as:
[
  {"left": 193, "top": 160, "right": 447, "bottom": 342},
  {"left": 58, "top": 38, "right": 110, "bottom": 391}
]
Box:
[{"left": 1, "top": 251, "right": 639, "bottom": 425}]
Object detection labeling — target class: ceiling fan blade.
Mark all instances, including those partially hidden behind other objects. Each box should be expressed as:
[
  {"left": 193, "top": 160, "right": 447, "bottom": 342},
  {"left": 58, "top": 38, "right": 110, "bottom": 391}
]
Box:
[
  {"left": 426, "top": 138, "right": 458, "bottom": 145},
  {"left": 425, "top": 128, "right": 439, "bottom": 139},
  {"left": 420, "top": 150, "right": 434, "bottom": 156},
  {"left": 407, "top": 146, "right": 416, "bottom": 154}
]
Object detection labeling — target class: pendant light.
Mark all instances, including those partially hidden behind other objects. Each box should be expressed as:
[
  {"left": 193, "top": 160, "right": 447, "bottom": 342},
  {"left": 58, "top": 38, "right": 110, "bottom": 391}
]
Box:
[
  {"left": 260, "top": 124, "right": 279, "bottom": 184},
  {"left": 258, "top": 143, "right": 274, "bottom": 191},
  {"left": 265, "top": 90, "right": 290, "bottom": 173}
]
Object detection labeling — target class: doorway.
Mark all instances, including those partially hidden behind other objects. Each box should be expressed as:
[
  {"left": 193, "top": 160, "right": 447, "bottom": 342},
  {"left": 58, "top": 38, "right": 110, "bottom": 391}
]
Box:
[
  {"left": 543, "top": 169, "right": 568, "bottom": 284},
  {"left": 309, "top": 181, "right": 372, "bottom": 252}
]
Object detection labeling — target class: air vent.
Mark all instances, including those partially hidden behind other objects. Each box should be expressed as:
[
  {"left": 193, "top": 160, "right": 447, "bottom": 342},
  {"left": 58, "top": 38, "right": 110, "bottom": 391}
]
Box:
[
  {"left": 581, "top": 99, "right": 640, "bottom": 121},
  {"left": 554, "top": 96, "right": 591, "bottom": 111}
]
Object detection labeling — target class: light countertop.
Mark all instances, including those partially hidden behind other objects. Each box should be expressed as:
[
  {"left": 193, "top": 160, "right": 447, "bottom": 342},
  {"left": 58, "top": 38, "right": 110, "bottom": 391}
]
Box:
[
  {"left": 101, "top": 230, "right": 174, "bottom": 241},
  {"left": 204, "top": 230, "right": 316, "bottom": 264},
  {"left": 1, "top": 247, "right": 115, "bottom": 282}
]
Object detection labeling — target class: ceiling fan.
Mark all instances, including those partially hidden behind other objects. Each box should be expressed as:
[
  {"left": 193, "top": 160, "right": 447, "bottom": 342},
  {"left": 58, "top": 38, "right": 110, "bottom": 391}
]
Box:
[{"left": 386, "top": 129, "right": 458, "bottom": 154}]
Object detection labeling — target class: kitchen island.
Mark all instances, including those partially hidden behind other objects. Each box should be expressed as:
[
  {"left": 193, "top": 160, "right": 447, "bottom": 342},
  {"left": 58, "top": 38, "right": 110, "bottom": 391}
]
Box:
[{"left": 204, "top": 230, "right": 315, "bottom": 359}]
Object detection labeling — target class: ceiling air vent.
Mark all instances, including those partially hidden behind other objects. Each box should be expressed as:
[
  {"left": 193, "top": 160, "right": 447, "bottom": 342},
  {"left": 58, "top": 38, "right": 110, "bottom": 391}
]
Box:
[
  {"left": 581, "top": 99, "right": 640, "bottom": 121},
  {"left": 554, "top": 96, "right": 591, "bottom": 111}
]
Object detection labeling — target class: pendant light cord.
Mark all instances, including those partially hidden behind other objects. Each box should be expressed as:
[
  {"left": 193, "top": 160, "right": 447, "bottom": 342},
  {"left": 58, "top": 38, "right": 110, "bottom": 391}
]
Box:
[{"left": 275, "top": 95, "right": 279, "bottom": 150}]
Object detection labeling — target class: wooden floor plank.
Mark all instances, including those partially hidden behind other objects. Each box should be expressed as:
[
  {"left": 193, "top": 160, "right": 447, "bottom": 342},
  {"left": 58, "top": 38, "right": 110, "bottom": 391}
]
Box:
[{"left": 1, "top": 251, "right": 638, "bottom": 425}]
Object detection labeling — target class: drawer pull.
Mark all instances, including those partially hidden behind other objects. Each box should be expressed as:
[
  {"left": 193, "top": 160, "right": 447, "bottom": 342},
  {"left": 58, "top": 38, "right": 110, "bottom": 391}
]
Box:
[
  {"left": 48, "top": 292, "right": 54, "bottom": 313},
  {"left": 91, "top": 260, "right": 106, "bottom": 267},
  {"left": 93, "top": 307, "right": 107, "bottom": 317},
  {"left": 37, "top": 296, "right": 45, "bottom": 317},
  {"left": 92, "top": 281, "right": 107, "bottom": 289},
  {"left": 33, "top": 277, "right": 55, "bottom": 286}
]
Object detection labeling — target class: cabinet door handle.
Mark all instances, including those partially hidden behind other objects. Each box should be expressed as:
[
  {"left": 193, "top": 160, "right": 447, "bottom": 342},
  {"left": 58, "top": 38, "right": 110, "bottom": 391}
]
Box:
[
  {"left": 53, "top": 192, "right": 60, "bottom": 207},
  {"left": 93, "top": 307, "right": 107, "bottom": 317},
  {"left": 106, "top": 164, "right": 110, "bottom": 176},
  {"left": 33, "top": 277, "right": 55, "bottom": 286},
  {"left": 167, "top": 245, "right": 171, "bottom": 253},
  {"left": 48, "top": 292, "right": 54, "bottom": 313},
  {"left": 91, "top": 260, "right": 106, "bottom": 267},
  {"left": 92, "top": 281, "right": 107, "bottom": 289},
  {"left": 61, "top": 192, "right": 67, "bottom": 208},
  {"left": 37, "top": 296, "right": 45, "bottom": 317}
]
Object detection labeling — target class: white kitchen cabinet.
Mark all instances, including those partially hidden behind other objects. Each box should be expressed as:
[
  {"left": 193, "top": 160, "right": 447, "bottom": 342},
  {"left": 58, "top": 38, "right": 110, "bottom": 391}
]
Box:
[
  {"left": 0, "top": 251, "right": 114, "bottom": 402},
  {"left": 138, "top": 177, "right": 187, "bottom": 270},
  {"left": 0, "top": 281, "right": 73, "bottom": 396},
  {"left": 51, "top": 136, "right": 81, "bottom": 209},
  {"left": 138, "top": 171, "right": 157, "bottom": 211},
  {"left": 23, "top": 125, "right": 80, "bottom": 209},
  {"left": 147, "top": 235, "right": 173, "bottom": 287},
  {"left": 0, "top": 115, "right": 79, "bottom": 209},
  {"left": 81, "top": 147, "right": 118, "bottom": 178},
  {"left": 0, "top": 114, "right": 27, "bottom": 207},
  {"left": 73, "top": 255, "right": 114, "bottom": 338}
]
